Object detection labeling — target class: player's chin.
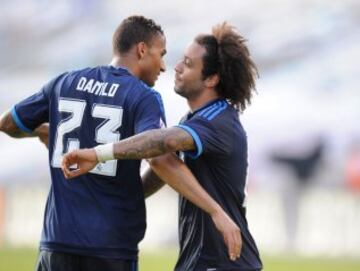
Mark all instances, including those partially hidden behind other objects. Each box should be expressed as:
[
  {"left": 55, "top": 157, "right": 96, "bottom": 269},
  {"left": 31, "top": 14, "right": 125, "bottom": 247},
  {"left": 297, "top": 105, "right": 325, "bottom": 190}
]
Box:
[
  {"left": 146, "top": 80, "right": 155, "bottom": 87},
  {"left": 174, "top": 85, "right": 185, "bottom": 97}
]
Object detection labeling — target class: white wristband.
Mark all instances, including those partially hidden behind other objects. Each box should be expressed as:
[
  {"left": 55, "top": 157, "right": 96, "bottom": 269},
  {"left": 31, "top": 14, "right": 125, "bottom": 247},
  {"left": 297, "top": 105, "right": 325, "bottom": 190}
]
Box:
[{"left": 94, "top": 143, "right": 115, "bottom": 162}]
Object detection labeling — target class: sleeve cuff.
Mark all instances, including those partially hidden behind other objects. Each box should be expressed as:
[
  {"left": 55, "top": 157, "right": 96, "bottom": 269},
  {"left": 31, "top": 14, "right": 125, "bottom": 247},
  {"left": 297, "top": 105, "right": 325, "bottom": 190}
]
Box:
[
  {"left": 11, "top": 107, "right": 33, "bottom": 133},
  {"left": 176, "top": 124, "right": 203, "bottom": 159}
]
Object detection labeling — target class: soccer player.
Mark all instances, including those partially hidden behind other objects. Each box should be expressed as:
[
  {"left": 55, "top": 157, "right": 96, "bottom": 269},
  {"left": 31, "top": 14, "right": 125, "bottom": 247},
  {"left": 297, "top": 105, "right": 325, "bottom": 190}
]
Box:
[
  {"left": 0, "top": 16, "right": 241, "bottom": 271},
  {"left": 62, "top": 22, "right": 263, "bottom": 271}
]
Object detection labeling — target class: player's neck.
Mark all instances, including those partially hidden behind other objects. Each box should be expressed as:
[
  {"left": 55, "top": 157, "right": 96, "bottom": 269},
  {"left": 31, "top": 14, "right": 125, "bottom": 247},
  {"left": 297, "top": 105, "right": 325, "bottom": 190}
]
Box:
[
  {"left": 187, "top": 89, "right": 220, "bottom": 112},
  {"left": 110, "top": 55, "right": 141, "bottom": 79}
]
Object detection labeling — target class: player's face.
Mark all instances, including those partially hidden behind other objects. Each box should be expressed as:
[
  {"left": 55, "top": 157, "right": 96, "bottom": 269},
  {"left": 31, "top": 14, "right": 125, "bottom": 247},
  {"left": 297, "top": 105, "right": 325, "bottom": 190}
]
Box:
[
  {"left": 140, "top": 34, "right": 166, "bottom": 87},
  {"left": 174, "top": 42, "right": 206, "bottom": 99}
]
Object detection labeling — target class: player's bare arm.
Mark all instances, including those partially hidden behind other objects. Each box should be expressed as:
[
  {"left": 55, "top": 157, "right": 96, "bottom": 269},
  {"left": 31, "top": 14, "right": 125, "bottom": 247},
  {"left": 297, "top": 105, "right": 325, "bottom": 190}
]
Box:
[
  {"left": 0, "top": 110, "right": 49, "bottom": 147},
  {"left": 141, "top": 168, "right": 165, "bottom": 198},
  {"left": 61, "top": 127, "right": 195, "bottom": 178},
  {"left": 113, "top": 127, "right": 194, "bottom": 160}
]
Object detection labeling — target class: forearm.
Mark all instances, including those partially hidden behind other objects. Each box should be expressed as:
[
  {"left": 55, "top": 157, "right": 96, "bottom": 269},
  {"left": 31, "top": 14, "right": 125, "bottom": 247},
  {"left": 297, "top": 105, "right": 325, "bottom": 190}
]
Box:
[
  {"left": 113, "top": 127, "right": 194, "bottom": 160},
  {"left": 149, "top": 153, "right": 223, "bottom": 216},
  {"left": 141, "top": 167, "right": 165, "bottom": 198}
]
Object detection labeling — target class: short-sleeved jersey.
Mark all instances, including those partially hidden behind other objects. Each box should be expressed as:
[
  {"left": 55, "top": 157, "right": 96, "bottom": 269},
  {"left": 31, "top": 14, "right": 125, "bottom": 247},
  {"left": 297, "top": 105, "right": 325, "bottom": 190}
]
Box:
[
  {"left": 175, "top": 99, "right": 262, "bottom": 271},
  {"left": 11, "top": 66, "right": 166, "bottom": 260}
]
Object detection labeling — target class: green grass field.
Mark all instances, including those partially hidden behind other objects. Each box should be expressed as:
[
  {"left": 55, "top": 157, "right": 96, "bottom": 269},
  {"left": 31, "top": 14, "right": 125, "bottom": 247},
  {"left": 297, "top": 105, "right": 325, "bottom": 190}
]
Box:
[{"left": 1, "top": 247, "right": 360, "bottom": 271}]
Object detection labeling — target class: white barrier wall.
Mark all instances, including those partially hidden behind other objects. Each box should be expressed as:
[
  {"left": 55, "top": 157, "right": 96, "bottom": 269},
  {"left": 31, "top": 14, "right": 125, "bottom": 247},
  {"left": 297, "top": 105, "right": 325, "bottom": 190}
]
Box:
[{"left": 1, "top": 184, "right": 360, "bottom": 257}]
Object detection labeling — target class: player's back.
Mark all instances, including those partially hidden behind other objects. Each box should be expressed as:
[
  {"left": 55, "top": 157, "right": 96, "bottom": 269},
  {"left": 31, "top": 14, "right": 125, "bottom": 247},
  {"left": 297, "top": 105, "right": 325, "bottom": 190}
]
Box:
[{"left": 13, "top": 65, "right": 166, "bottom": 259}]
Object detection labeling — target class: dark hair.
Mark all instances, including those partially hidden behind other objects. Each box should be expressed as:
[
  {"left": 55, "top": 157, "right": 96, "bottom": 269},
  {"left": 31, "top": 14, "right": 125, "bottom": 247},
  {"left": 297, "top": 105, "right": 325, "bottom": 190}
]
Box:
[
  {"left": 195, "top": 22, "right": 258, "bottom": 112},
  {"left": 113, "top": 15, "right": 164, "bottom": 55}
]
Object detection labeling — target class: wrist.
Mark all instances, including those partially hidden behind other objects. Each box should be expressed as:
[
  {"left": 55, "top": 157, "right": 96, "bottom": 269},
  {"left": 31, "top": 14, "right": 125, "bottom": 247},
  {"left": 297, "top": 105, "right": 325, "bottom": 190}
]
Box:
[
  {"left": 209, "top": 203, "right": 223, "bottom": 217},
  {"left": 94, "top": 143, "right": 115, "bottom": 162}
]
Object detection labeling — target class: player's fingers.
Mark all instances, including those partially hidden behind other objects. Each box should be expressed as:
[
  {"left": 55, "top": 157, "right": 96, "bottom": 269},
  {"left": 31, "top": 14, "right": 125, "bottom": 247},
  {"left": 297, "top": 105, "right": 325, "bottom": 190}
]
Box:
[
  {"left": 234, "top": 228, "right": 242, "bottom": 258},
  {"left": 230, "top": 228, "right": 240, "bottom": 261},
  {"left": 61, "top": 156, "right": 72, "bottom": 176},
  {"left": 63, "top": 152, "right": 77, "bottom": 166},
  {"left": 61, "top": 153, "right": 79, "bottom": 179},
  {"left": 62, "top": 163, "right": 74, "bottom": 179},
  {"left": 62, "top": 152, "right": 78, "bottom": 168},
  {"left": 61, "top": 159, "right": 70, "bottom": 179},
  {"left": 231, "top": 231, "right": 238, "bottom": 261},
  {"left": 225, "top": 233, "right": 236, "bottom": 261},
  {"left": 64, "top": 168, "right": 83, "bottom": 179}
]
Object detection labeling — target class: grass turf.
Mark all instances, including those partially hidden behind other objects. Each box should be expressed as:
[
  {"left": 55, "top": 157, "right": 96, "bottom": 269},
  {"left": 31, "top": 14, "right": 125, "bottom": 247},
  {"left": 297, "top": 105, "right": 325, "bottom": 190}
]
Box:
[{"left": 1, "top": 247, "right": 360, "bottom": 271}]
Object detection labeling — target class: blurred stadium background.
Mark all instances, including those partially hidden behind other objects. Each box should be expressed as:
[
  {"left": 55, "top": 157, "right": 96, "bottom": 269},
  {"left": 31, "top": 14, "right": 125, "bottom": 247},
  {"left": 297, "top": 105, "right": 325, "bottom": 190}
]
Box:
[{"left": 0, "top": 0, "right": 360, "bottom": 270}]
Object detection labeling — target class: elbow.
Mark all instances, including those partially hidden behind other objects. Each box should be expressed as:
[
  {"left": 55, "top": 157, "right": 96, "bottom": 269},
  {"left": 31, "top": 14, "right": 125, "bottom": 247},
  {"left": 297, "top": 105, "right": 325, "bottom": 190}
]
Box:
[
  {"left": 147, "top": 156, "right": 164, "bottom": 169},
  {"left": 0, "top": 111, "right": 22, "bottom": 137},
  {"left": 0, "top": 115, "right": 10, "bottom": 134},
  {"left": 148, "top": 153, "right": 174, "bottom": 170},
  {"left": 163, "top": 136, "right": 179, "bottom": 152}
]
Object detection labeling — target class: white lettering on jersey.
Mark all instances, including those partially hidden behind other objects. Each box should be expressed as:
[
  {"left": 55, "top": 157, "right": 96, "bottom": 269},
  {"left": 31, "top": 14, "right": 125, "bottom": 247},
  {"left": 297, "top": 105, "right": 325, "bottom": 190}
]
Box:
[
  {"left": 76, "top": 77, "right": 119, "bottom": 98},
  {"left": 84, "top": 79, "right": 94, "bottom": 92},
  {"left": 77, "top": 77, "right": 87, "bottom": 90},
  {"left": 108, "top": 84, "right": 119, "bottom": 97}
]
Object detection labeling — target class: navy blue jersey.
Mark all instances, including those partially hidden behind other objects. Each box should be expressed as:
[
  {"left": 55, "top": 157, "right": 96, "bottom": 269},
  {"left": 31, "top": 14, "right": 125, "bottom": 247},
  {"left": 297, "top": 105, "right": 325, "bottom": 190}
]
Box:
[
  {"left": 175, "top": 99, "right": 262, "bottom": 271},
  {"left": 11, "top": 66, "right": 166, "bottom": 260}
]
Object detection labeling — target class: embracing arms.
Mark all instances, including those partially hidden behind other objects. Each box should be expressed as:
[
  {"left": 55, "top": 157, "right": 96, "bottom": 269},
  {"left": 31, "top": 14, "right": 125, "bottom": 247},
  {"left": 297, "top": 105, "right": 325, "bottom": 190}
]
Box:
[
  {"left": 61, "top": 127, "right": 192, "bottom": 177},
  {"left": 62, "top": 127, "right": 242, "bottom": 260}
]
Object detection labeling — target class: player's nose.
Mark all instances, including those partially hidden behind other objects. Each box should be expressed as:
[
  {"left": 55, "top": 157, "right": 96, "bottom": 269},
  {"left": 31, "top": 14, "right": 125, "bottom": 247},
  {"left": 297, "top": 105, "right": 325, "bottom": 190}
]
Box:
[{"left": 160, "top": 59, "right": 166, "bottom": 72}]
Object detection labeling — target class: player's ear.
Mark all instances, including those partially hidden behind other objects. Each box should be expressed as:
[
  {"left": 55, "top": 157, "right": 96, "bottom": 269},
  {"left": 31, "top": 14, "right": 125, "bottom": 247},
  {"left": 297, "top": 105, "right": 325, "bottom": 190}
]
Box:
[
  {"left": 204, "top": 73, "right": 219, "bottom": 88},
  {"left": 136, "top": 42, "right": 147, "bottom": 59}
]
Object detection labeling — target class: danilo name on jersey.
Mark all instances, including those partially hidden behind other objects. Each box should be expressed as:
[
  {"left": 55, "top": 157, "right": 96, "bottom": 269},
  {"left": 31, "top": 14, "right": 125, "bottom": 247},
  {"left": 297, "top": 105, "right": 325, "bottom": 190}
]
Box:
[{"left": 76, "top": 77, "right": 119, "bottom": 97}]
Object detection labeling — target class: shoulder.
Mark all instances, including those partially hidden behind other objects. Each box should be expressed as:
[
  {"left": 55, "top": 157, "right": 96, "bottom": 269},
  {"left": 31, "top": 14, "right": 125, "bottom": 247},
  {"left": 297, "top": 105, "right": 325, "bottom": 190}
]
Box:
[
  {"left": 134, "top": 81, "right": 164, "bottom": 108},
  {"left": 191, "top": 103, "right": 240, "bottom": 139},
  {"left": 137, "top": 81, "right": 162, "bottom": 99},
  {"left": 65, "top": 66, "right": 97, "bottom": 78},
  {"left": 51, "top": 67, "right": 94, "bottom": 85},
  {"left": 194, "top": 100, "right": 230, "bottom": 123}
]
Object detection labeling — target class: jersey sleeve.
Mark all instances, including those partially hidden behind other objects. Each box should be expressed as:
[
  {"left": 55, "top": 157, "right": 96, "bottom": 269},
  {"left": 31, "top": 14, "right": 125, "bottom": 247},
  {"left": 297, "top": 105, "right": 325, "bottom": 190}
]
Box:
[
  {"left": 11, "top": 73, "right": 65, "bottom": 132},
  {"left": 176, "top": 116, "right": 231, "bottom": 159},
  {"left": 134, "top": 91, "right": 167, "bottom": 134}
]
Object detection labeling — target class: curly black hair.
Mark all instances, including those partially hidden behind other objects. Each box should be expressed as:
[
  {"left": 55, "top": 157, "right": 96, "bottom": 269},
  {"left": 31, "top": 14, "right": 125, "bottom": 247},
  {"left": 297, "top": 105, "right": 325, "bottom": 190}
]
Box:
[
  {"left": 195, "top": 23, "right": 258, "bottom": 112},
  {"left": 113, "top": 15, "right": 164, "bottom": 55}
]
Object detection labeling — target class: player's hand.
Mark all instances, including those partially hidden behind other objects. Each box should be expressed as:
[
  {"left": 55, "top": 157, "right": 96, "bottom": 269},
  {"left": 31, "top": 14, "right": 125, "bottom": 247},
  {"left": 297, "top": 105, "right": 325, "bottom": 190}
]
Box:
[
  {"left": 61, "top": 149, "right": 98, "bottom": 179},
  {"left": 211, "top": 209, "right": 242, "bottom": 261},
  {"left": 34, "top": 123, "right": 49, "bottom": 148}
]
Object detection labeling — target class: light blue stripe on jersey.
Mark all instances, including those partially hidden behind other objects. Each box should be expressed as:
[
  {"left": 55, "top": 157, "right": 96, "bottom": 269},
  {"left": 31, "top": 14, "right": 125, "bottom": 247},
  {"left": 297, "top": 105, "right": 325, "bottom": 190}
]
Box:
[
  {"left": 207, "top": 102, "right": 228, "bottom": 120},
  {"left": 11, "top": 107, "right": 33, "bottom": 133},
  {"left": 202, "top": 101, "right": 226, "bottom": 119},
  {"left": 176, "top": 124, "right": 203, "bottom": 159},
  {"left": 197, "top": 101, "right": 221, "bottom": 118}
]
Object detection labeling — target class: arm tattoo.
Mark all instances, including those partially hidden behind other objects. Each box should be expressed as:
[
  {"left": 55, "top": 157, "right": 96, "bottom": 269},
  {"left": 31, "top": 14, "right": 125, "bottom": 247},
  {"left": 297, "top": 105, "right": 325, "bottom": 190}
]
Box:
[
  {"left": 141, "top": 168, "right": 165, "bottom": 198},
  {"left": 113, "top": 127, "right": 195, "bottom": 160}
]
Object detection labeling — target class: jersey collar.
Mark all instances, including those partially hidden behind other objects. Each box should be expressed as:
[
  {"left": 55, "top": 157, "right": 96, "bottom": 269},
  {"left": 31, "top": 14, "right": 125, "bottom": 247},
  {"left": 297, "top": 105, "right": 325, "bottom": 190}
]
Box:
[
  {"left": 188, "top": 98, "right": 227, "bottom": 118},
  {"left": 108, "top": 65, "right": 132, "bottom": 76}
]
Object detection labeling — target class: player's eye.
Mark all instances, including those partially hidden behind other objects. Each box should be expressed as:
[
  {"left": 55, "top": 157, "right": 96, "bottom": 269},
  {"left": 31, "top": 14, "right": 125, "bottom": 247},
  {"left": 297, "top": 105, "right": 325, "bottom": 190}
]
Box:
[{"left": 184, "top": 58, "right": 191, "bottom": 67}]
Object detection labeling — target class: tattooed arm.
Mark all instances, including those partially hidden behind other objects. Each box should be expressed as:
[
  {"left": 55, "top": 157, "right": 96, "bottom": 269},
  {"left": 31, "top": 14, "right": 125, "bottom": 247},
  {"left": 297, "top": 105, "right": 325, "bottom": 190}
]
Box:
[
  {"left": 0, "top": 110, "right": 49, "bottom": 147},
  {"left": 141, "top": 167, "right": 165, "bottom": 198},
  {"left": 61, "top": 127, "right": 195, "bottom": 177},
  {"left": 112, "top": 127, "right": 194, "bottom": 159}
]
